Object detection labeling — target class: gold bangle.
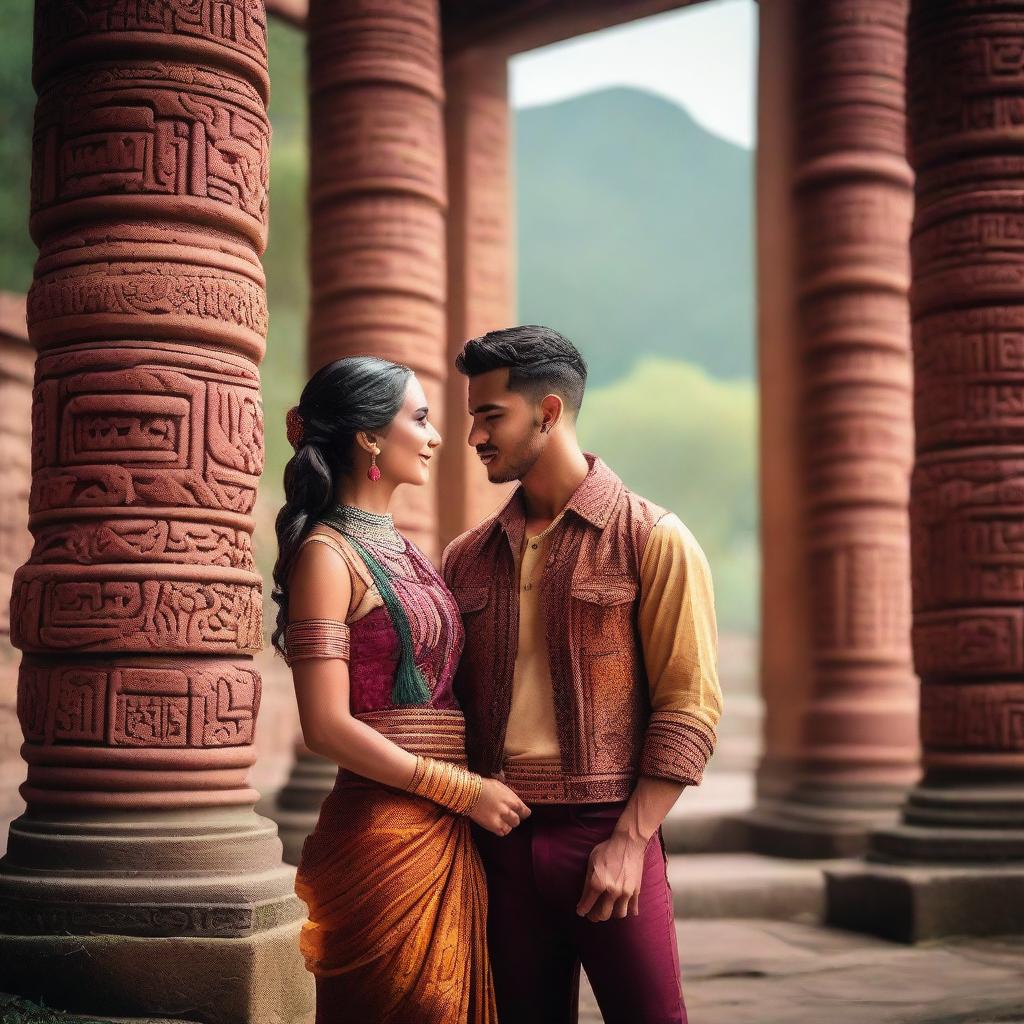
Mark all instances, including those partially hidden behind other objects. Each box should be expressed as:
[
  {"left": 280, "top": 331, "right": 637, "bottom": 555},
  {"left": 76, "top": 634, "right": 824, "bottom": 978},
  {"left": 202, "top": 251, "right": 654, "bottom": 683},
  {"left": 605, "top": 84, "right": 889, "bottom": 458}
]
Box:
[{"left": 406, "top": 755, "right": 482, "bottom": 816}]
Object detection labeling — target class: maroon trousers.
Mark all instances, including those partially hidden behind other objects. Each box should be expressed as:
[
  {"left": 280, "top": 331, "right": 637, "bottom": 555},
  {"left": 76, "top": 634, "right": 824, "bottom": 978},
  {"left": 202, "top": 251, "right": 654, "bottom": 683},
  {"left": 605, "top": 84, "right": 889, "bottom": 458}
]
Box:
[{"left": 472, "top": 800, "right": 687, "bottom": 1024}]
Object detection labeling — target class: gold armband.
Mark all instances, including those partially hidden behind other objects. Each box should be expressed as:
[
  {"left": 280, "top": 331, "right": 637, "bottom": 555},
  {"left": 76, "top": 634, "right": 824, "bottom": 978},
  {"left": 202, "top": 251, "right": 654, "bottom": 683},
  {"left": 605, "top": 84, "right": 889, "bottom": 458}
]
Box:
[
  {"left": 283, "top": 618, "right": 351, "bottom": 667},
  {"left": 405, "top": 755, "right": 483, "bottom": 816}
]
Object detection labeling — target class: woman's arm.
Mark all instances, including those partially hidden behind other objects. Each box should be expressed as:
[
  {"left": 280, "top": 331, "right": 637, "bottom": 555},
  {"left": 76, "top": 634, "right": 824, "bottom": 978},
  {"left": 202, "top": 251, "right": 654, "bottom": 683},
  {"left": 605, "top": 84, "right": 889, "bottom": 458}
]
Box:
[{"left": 288, "top": 539, "right": 420, "bottom": 787}]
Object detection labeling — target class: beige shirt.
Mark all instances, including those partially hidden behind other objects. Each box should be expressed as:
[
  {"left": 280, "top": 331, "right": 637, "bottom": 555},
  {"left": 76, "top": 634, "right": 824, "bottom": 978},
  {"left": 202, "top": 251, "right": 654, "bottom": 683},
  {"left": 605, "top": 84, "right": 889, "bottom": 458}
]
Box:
[{"left": 502, "top": 511, "right": 723, "bottom": 761}]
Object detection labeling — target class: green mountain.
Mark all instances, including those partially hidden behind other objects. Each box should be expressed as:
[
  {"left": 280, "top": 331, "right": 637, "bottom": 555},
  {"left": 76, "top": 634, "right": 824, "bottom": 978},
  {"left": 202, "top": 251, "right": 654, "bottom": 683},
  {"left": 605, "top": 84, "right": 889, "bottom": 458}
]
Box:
[{"left": 515, "top": 86, "right": 755, "bottom": 384}]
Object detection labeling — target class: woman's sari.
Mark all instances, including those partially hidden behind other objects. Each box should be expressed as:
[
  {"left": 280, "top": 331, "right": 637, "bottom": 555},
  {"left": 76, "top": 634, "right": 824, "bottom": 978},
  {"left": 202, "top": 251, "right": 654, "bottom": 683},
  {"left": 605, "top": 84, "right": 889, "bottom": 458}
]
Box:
[{"left": 290, "top": 530, "right": 496, "bottom": 1023}]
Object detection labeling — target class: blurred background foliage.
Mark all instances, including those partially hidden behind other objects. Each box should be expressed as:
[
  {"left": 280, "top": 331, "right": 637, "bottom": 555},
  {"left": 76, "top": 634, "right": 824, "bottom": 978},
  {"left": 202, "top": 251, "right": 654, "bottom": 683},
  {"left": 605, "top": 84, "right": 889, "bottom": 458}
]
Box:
[{"left": 0, "top": 12, "right": 757, "bottom": 633}]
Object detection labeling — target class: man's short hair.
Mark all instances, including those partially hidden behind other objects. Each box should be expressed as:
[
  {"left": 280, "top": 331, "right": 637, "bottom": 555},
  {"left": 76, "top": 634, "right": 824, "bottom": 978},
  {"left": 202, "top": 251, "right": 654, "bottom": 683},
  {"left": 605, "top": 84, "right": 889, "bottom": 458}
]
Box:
[{"left": 455, "top": 325, "right": 588, "bottom": 417}]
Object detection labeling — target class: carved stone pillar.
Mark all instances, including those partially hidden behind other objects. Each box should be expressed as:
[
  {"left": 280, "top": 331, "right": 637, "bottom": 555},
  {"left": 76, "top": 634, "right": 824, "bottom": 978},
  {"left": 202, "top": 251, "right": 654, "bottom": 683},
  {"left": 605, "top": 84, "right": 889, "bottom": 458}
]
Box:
[
  {"left": 747, "top": 0, "right": 920, "bottom": 858},
  {"left": 0, "top": 3, "right": 311, "bottom": 1019},
  {"left": 440, "top": 48, "right": 517, "bottom": 550},
  {"left": 829, "top": 0, "right": 1024, "bottom": 940},
  {"left": 0, "top": 295, "right": 32, "bottom": 851},
  {"left": 272, "top": 0, "right": 448, "bottom": 861},
  {"left": 306, "top": 0, "right": 447, "bottom": 559}
]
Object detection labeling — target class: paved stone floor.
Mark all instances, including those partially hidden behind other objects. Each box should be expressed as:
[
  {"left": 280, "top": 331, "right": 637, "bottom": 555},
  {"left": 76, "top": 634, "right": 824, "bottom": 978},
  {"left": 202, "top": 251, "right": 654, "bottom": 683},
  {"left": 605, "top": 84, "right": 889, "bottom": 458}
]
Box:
[{"left": 579, "top": 919, "right": 1024, "bottom": 1024}]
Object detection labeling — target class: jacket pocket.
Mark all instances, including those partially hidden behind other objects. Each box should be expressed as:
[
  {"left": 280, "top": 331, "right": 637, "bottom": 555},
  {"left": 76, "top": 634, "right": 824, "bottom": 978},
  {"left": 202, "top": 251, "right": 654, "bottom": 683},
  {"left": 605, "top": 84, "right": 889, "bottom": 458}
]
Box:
[
  {"left": 451, "top": 584, "right": 489, "bottom": 614},
  {"left": 569, "top": 572, "right": 638, "bottom": 606}
]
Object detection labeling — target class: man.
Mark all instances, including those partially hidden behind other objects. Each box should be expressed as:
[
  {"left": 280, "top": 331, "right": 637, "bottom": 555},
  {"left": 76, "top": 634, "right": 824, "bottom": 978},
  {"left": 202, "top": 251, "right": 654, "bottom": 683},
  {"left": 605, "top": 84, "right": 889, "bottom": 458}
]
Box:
[{"left": 441, "top": 325, "right": 723, "bottom": 1024}]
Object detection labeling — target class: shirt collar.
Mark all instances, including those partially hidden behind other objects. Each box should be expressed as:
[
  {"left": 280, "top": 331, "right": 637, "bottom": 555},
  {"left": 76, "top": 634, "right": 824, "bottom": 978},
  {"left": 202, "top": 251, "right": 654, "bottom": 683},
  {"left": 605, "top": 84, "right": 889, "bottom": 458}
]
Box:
[{"left": 492, "top": 452, "right": 622, "bottom": 543}]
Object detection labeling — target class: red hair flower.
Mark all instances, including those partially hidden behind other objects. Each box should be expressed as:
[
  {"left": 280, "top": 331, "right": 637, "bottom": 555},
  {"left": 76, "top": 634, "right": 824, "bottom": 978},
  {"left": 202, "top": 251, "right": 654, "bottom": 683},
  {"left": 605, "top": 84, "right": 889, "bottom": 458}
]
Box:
[{"left": 286, "top": 406, "right": 304, "bottom": 449}]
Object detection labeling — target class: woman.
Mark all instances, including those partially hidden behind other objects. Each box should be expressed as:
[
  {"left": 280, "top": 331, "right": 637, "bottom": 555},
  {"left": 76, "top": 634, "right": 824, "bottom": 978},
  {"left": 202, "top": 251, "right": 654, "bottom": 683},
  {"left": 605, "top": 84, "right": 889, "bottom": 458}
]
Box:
[{"left": 271, "top": 356, "right": 530, "bottom": 1023}]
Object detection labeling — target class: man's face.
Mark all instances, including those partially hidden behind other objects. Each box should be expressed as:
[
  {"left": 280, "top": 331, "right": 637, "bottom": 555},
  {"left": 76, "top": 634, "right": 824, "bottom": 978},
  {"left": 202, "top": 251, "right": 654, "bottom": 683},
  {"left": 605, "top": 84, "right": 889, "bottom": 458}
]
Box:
[{"left": 466, "top": 368, "right": 547, "bottom": 484}]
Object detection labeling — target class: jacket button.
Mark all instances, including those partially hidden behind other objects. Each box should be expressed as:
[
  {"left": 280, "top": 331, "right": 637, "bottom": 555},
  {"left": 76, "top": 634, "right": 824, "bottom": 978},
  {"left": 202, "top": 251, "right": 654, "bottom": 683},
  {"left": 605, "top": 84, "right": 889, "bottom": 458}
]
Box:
[
  {"left": 531, "top": 543, "right": 538, "bottom": 549},
  {"left": 524, "top": 582, "right": 532, "bottom": 591}
]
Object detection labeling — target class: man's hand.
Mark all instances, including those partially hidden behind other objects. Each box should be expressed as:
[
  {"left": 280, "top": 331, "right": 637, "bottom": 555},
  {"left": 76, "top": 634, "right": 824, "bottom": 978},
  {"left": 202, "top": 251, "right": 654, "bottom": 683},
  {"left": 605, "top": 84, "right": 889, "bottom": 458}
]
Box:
[{"left": 575, "top": 829, "right": 648, "bottom": 922}]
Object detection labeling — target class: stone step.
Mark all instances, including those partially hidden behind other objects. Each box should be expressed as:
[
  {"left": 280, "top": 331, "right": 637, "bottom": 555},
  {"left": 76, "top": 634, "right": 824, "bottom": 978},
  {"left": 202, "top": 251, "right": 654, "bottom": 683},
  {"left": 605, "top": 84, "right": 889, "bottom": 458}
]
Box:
[{"left": 666, "top": 852, "right": 851, "bottom": 923}]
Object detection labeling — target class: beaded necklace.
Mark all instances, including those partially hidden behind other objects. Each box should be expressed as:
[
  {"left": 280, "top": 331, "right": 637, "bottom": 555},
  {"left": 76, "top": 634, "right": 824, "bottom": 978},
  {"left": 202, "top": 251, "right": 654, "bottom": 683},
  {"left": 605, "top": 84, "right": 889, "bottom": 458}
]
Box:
[
  {"left": 316, "top": 504, "right": 431, "bottom": 706},
  {"left": 321, "top": 504, "right": 404, "bottom": 552}
]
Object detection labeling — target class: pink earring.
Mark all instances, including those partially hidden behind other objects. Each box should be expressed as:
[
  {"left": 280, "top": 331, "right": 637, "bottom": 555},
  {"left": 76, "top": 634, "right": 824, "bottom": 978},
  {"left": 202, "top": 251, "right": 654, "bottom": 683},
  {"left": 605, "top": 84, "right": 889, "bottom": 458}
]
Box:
[{"left": 368, "top": 448, "right": 381, "bottom": 482}]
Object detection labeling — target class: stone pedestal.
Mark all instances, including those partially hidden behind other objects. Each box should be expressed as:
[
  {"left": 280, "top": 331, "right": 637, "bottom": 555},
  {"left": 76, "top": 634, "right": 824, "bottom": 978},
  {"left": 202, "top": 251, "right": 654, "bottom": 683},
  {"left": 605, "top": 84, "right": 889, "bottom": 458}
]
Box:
[
  {"left": 0, "top": 3, "right": 310, "bottom": 1019},
  {"left": 0, "top": 294, "right": 32, "bottom": 853},
  {"left": 747, "top": 0, "right": 920, "bottom": 860},
  {"left": 828, "top": 0, "right": 1024, "bottom": 940}
]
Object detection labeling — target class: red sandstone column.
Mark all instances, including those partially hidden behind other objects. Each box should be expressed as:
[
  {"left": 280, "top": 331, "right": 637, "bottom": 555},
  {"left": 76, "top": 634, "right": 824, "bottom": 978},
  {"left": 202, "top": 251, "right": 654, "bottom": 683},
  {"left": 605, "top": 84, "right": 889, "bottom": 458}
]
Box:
[
  {"left": 827, "top": 3, "right": 1024, "bottom": 939},
  {"left": 441, "top": 48, "right": 517, "bottom": 549},
  {"left": 306, "top": 0, "right": 447, "bottom": 559},
  {"left": 273, "top": 0, "right": 448, "bottom": 862},
  {"left": 748, "top": 0, "right": 920, "bottom": 857},
  {"left": 874, "top": 0, "right": 1024, "bottom": 862},
  {"left": 753, "top": 0, "right": 815, "bottom": 808},
  {"left": 0, "top": 295, "right": 32, "bottom": 851},
  {"left": 0, "top": 3, "right": 310, "bottom": 1018}
]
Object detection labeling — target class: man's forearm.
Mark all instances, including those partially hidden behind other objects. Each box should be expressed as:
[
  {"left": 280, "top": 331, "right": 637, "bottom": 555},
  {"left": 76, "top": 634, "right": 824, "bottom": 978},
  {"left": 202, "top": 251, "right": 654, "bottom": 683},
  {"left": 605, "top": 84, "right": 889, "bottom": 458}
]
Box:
[{"left": 613, "top": 776, "right": 687, "bottom": 843}]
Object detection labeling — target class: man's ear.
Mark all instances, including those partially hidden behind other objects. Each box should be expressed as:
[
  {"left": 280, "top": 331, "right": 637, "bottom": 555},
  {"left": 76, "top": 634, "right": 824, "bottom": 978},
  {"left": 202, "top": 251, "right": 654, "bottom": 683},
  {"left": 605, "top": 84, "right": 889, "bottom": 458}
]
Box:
[{"left": 539, "top": 393, "right": 564, "bottom": 433}]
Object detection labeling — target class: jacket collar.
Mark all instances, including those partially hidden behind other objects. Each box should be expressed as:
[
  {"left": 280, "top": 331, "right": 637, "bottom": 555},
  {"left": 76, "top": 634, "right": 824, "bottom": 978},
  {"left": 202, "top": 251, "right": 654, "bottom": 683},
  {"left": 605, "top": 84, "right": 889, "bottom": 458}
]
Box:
[{"left": 491, "top": 452, "right": 623, "bottom": 545}]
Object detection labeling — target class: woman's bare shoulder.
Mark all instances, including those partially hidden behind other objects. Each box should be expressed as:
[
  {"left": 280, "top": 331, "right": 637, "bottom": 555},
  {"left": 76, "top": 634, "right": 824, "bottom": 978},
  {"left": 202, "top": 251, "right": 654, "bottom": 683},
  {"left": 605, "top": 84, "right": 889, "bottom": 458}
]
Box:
[{"left": 288, "top": 531, "right": 354, "bottom": 620}]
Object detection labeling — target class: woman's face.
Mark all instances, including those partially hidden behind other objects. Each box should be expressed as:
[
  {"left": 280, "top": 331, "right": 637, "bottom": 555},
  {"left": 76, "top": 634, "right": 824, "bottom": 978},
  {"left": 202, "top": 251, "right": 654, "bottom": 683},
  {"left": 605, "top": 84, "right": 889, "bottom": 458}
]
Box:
[{"left": 376, "top": 374, "right": 442, "bottom": 486}]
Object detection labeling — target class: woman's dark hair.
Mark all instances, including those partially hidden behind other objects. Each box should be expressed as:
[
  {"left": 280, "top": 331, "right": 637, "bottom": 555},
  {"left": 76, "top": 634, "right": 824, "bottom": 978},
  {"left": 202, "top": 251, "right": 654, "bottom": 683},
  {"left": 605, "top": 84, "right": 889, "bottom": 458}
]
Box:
[
  {"left": 454, "top": 324, "right": 588, "bottom": 417},
  {"left": 270, "top": 355, "right": 412, "bottom": 658}
]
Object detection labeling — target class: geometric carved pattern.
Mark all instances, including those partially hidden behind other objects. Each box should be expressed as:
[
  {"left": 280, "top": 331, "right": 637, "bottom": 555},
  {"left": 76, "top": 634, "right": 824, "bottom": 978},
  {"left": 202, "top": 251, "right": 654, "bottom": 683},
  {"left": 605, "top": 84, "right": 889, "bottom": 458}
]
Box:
[
  {"left": 30, "top": 519, "right": 255, "bottom": 572},
  {"left": 914, "top": 609, "right": 1024, "bottom": 678},
  {"left": 792, "top": 0, "right": 919, "bottom": 786},
  {"left": 922, "top": 684, "right": 1024, "bottom": 753},
  {"left": 0, "top": 900, "right": 256, "bottom": 939},
  {"left": 908, "top": 1, "right": 1024, "bottom": 778},
  {"left": 31, "top": 62, "right": 270, "bottom": 247},
  {"left": 28, "top": 344, "right": 263, "bottom": 517},
  {"left": 306, "top": 0, "right": 446, "bottom": 559},
  {"left": 33, "top": 0, "right": 269, "bottom": 90},
  {"left": 17, "top": 662, "right": 259, "bottom": 748},
  {"left": 10, "top": 573, "right": 263, "bottom": 654},
  {"left": 28, "top": 228, "right": 269, "bottom": 361}
]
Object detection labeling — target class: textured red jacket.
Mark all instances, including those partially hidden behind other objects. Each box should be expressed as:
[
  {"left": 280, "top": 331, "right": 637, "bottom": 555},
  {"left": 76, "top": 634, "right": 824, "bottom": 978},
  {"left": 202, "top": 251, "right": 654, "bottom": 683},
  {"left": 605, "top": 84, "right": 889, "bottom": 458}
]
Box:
[{"left": 441, "top": 453, "right": 716, "bottom": 803}]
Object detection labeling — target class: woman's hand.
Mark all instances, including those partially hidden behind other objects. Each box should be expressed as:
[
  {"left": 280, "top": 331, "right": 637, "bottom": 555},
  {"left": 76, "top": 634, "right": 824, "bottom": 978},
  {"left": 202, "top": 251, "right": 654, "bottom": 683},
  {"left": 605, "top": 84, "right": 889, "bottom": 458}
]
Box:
[{"left": 468, "top": 777, "right": 531, "bottom": 836}]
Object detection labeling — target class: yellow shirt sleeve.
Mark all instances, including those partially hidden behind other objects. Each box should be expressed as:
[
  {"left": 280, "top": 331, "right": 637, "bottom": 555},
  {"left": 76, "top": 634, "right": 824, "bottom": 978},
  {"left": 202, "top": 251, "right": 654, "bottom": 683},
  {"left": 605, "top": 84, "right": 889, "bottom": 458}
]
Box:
[{"left": 636, "top": 512, "right": 723, "bottom": 785}]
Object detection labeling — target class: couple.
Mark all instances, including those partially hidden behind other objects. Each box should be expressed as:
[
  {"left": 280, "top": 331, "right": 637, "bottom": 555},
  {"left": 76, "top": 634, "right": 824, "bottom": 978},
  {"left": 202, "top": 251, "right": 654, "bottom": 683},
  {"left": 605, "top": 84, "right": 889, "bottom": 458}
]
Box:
[{"left": 271, "top": 325, "right": 723, "bottom": 1024}]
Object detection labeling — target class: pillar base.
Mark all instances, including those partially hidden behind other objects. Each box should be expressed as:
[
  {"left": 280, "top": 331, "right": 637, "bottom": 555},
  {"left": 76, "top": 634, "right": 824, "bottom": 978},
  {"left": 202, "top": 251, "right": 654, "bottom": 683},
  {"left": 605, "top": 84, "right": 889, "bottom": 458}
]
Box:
[
  {"left": 871, "top": 822, "right": 1024, "bottom": 862},
  {"left": 0, "top": 807, "right": 311, "bottom": 1022},
  {"left": 0, "top": 924, "right": 313, "bottom": 1024},
  {"left": 825, "top": 779, "right": 1024, "bottom": 941},
  {"left": 743, "top": 781, "right": 906, "bottom": 859},
  {"left": 268, "top": 749, "right": 338, "bottom": 865},
  {"left": 826, "top": 859, "right": 1024, "bottom": 942}
]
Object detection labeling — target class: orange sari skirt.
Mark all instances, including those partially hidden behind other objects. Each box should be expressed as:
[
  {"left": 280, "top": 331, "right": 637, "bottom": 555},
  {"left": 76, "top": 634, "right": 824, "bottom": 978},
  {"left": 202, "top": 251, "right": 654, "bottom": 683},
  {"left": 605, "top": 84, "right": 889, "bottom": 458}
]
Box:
[{"left": 294, "top": 771, "right": 497, "bottom": 1024}]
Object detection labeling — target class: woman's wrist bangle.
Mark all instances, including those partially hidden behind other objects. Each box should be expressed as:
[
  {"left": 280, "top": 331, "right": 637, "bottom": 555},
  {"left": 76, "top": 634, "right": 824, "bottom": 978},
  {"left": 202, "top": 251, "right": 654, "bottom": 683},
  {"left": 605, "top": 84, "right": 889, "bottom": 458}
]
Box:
[{"left": 406, "top": 755, "right": 483, "bottom": 816}]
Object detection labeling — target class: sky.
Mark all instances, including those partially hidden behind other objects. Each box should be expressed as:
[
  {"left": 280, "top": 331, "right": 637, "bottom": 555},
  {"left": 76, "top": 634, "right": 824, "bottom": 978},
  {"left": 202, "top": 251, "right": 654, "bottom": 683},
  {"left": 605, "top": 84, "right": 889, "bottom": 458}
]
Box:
[{"left": 509, "top": 0, "right": 757, "bottom": 150}]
